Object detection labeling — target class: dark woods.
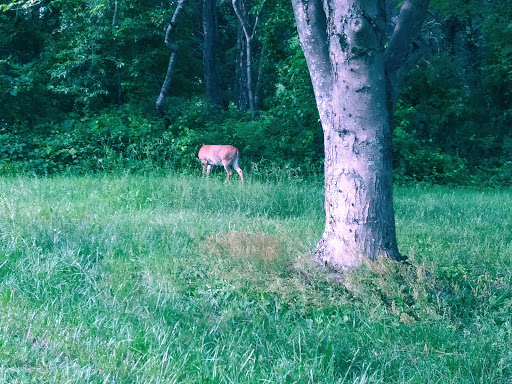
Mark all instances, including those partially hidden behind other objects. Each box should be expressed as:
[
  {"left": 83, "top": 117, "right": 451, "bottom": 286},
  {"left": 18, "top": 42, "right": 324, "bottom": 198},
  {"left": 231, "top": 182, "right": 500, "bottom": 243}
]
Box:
[{"left": 0, "top": 0, "right": 510, "bottom": 185}]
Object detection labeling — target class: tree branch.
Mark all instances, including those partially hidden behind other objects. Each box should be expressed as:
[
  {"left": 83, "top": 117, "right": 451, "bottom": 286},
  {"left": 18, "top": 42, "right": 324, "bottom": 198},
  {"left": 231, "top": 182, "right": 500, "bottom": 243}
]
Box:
[
  {"left": 250, "top": 0, "right": 267, "bottom": 40},
  {"left": 232, "top": 0, "right": 266, "bottom": 42},
  {"left": 291, "top": 0, "right": 332, "bottom": 115},
  {"left": 384, "top": 0, "right": 430, "bottom": 109},
  {"left": 232, "top": 0, "right": 250, "bottom": 40},
  {"left": 164, "top": 0, "right": 186, "bottom": 50}
]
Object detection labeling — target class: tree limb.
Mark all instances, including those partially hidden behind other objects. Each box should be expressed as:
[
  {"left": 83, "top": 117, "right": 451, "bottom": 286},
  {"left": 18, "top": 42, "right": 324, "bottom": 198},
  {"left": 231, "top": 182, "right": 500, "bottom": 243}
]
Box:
[
  {"left": 250, "top": 0, "right": 267, "bottom": 40},
  {"left": 291, "top": 0, "right": 332, "bottom": 114},
  {"left": 231, "top": 0, "right": 266, "bottom": 42},
  {"left": 164, "top": 0, "right": 186, "bottom": 50},
  {"left": 384, "top": 0, "right": 430, "bottom": 109},
  {"left": 232, "top": 0, "right": 250, "bottom": 40},
  {"left": 232, "top": 0, "right": 267, "bottom": 119}
]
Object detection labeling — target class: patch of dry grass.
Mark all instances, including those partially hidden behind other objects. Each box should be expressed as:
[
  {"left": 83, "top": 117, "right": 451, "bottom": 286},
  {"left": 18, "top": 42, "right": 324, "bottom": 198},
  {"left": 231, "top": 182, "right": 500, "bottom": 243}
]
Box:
[{"left": 204, "top": 231, "right": 282, "bottom": 263}]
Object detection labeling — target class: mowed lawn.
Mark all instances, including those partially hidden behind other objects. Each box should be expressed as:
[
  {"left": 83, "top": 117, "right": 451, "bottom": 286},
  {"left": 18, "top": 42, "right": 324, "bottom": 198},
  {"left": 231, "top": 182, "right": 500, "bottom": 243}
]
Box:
[{"left": 0, "top": 174, "right": 511, "bottom": 383}]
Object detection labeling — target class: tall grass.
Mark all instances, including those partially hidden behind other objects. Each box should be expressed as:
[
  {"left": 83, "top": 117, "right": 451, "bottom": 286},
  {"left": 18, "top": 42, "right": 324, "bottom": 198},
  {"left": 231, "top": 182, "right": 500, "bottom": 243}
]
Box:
[{"left": 0, "top": 174, "right": 510, "bottom": 383}]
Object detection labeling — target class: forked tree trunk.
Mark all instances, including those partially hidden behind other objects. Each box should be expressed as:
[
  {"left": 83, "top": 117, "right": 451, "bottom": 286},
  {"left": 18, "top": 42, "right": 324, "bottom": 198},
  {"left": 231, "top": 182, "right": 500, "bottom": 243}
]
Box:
[
  {"left": 232, "top": 0, "right": 266, "bottom": 120},
  {"left": 292, "top": 0, "right": 430, "bottom": 270}
]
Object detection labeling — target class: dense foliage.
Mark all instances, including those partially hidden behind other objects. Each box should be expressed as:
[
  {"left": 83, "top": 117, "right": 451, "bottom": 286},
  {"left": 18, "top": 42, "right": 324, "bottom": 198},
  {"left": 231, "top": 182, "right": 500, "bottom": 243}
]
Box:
[
  {"left": 0, "top": 0, "right": 511, "bottom": 185},
  {"left": 394, "top": 0, "right": 512, "bottom": 185}
]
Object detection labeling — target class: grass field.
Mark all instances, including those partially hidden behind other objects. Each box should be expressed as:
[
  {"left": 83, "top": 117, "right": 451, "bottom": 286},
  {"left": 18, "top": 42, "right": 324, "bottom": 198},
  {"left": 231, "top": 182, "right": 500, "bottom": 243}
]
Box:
[{"left": 0, "top": 174, "right": 511, "bottom": 383}]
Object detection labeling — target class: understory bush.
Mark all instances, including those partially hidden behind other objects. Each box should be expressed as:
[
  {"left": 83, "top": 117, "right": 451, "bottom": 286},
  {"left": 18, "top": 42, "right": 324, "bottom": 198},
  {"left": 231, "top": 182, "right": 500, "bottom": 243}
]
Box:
[
  {"left": 1, "top": 98, "right": 510, "bottom": 186},
  {"left": 0, "top": 99, "right": 323, "bottom": 179}
]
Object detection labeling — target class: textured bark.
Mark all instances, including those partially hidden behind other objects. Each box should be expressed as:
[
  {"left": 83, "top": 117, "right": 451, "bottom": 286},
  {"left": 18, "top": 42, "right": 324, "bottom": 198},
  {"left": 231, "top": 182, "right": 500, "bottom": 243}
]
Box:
[
  {"left": 203, "top": 0, "right": 220, "bottom": 106},
  {"left": 156, "top": 0, "right": 186, "bottom": 113},
  {"left": 292, "top": 0, "right": 430, "bottom": 270}
]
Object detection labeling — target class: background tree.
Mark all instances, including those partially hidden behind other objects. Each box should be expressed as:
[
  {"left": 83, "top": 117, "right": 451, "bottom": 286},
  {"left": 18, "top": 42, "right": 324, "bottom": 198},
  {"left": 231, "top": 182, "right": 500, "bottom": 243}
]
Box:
[
  {"left": 232, "top": 0, "right": 266, "bottom": 119},
  {"left": 292, "top": 0, "right": 430, "bottom": 269},
  {"left": 156, "top": 0, "right": 187, "bottom": 112},
  {"left": 202, "top": 0, "right": 220, "bottom": 106}
]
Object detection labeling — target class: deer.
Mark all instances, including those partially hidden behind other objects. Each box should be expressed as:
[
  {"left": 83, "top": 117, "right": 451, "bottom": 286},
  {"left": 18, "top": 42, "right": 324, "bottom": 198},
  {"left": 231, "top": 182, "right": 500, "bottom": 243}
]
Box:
[{"left": 198, "top": 145, "right": 244, "bottom": 184}]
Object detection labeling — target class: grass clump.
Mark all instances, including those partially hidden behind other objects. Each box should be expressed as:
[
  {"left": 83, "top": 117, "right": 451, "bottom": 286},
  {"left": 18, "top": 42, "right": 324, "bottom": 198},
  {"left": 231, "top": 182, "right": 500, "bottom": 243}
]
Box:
[{"left": 0, "top": 175, "right": 510, "bottom": 383}]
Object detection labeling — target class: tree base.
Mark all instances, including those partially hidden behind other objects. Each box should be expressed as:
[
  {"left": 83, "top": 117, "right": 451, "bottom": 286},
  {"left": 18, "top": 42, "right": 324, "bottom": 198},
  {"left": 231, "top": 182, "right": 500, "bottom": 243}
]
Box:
[{"left": 312, "top": 236, "right": 405, "bottom": 272}]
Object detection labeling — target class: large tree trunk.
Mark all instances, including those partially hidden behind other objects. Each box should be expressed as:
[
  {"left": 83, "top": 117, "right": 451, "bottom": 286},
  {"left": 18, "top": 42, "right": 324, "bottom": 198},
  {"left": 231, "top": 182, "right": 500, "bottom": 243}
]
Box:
[
  {"left": 315, "top": 0, "right": 400, "bottom": 268},
  {"left": 320, "top": 0, "right": 399, "bottom": 267},
  {"left": 202, "top": 0, "right": 220, "bottom": 106},
  {"left": 292, "top": 0, "right": 430, "bottom": 270}
]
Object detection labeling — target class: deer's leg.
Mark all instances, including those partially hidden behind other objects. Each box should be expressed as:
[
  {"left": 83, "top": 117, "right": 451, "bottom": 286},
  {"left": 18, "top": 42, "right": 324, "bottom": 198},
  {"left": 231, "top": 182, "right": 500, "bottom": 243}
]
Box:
[
  {"left": 223, "top": 163, "right": 232, "bottom": 183},
  {"left": 235, "top": 168, "right": 243, "bottom": 184},
  {"left": 232, "top": 159, "right": 244, "bottom": 184},
  {"left": 206, "top": 164, "right": 212, "bottom": 177}
]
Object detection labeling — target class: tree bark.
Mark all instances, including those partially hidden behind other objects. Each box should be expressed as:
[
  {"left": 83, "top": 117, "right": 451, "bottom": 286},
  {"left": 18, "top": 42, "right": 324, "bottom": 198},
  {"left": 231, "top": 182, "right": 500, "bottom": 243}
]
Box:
[
  {"left": 292, "top": 0, "right": 430, "bottom": 270},
  {"left": 156, "top": 0, "right": 187, "bottom": 113},
  {"left": 202, "top": 0, "right": 220, "bottom": 106},
  {"left": 235, "top": 27, "right": 250, "bottom": 112}
]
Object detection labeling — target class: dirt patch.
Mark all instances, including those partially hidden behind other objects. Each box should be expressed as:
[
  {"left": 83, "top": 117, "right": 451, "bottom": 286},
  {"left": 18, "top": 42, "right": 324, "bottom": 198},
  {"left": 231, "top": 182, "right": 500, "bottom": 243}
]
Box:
[{"left": 203, "top": 231, "right": 282, "bottom": 264}]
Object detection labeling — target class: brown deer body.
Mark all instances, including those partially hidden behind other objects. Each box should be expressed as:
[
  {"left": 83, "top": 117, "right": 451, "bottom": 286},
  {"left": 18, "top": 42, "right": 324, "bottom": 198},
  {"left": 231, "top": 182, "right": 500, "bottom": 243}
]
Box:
[{"left": 198, "top": 145, "right": 244, "bottom": 183}]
